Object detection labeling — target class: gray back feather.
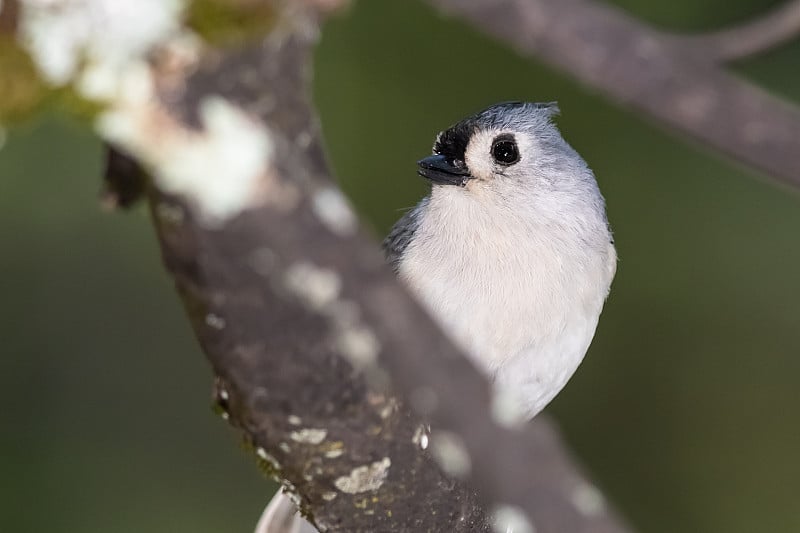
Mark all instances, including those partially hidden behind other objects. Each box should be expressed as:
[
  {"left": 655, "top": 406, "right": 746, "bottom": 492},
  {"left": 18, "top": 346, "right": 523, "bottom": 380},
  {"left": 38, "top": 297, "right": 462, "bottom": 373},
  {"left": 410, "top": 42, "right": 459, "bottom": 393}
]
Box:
[{"left": 382, "top": 198, "right": 427, "bottom": 272}]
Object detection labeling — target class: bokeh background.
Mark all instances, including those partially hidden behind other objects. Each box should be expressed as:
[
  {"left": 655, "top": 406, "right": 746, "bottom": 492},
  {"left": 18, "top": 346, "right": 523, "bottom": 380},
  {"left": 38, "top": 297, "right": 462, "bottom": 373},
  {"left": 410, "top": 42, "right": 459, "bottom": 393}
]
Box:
[{"left": 2, "top": 1, "right": 800, "bottom": 532}]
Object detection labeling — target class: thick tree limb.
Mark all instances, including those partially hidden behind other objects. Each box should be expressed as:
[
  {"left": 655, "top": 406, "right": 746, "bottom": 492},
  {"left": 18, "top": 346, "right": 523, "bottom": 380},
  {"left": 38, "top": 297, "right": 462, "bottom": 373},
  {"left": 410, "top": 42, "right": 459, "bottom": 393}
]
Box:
[
  {"left": 112, "top": 4, "right": 630, "bottom": 533},
  {"left": 427, "top": 0, "right": 800, "bottom": 188},
  {"left": 681, "top": 0, "right": 800, "bottom": 62},
  {"left": 143, "top": 31, "right": 488, "bottom": 533}
]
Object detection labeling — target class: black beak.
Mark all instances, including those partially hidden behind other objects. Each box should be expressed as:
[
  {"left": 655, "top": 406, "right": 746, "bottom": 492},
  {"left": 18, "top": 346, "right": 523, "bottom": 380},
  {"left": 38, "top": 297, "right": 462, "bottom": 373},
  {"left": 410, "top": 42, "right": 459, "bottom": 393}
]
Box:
[{"left": 416, "top": 154, "right": 472, "bottom": 186}]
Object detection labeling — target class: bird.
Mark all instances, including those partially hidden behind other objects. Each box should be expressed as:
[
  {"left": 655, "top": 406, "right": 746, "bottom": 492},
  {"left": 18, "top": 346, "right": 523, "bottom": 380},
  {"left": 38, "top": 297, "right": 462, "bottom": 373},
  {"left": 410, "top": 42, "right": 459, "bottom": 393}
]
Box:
[
  {"left": 386, "top": 101, "right": 616, "bottom": 419},
  {"left": 256, "top": 101, "right": 617, "bottom": 532}
]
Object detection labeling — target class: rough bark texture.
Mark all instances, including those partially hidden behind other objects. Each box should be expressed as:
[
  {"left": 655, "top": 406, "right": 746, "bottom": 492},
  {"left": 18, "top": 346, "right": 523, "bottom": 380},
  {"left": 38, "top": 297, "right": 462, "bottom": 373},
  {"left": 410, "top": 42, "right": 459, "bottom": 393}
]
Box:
[
  {"left": 145, "top": 30, "right": 493, "bottom": 533},
  {"left": 150, "top": 191, "right": 490, "bottom": 532}
]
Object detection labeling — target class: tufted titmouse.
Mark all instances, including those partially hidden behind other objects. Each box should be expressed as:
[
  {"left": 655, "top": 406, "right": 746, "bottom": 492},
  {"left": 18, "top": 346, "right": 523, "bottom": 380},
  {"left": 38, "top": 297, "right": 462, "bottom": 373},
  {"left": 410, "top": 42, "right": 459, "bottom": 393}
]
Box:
[{"left": 256, "top": 101, "right": 616, "bottom": 532}]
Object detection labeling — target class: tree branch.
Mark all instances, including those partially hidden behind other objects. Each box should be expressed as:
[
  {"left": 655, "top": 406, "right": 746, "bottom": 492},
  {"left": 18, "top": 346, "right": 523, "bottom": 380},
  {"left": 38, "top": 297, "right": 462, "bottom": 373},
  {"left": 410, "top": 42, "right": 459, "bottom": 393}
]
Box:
[
  {"left": 681, "top": 0, "right": 800, "bottom": 62},
  {"left": 142, "top": 31, "right": 487, "bottom": 533},
  {"left": 427, "top": 0, "right": 800, "bottom": 189},
  {"left": 106, "top": 3, "right": 630, "bottom": 532}
]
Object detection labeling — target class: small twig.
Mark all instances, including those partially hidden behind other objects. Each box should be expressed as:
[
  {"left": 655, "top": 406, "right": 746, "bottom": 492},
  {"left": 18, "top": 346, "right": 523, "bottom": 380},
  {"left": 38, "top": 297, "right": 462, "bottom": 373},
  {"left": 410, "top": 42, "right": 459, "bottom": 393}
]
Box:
[{"left": 680, "top": 0, "right": 800, "bottom": 62}]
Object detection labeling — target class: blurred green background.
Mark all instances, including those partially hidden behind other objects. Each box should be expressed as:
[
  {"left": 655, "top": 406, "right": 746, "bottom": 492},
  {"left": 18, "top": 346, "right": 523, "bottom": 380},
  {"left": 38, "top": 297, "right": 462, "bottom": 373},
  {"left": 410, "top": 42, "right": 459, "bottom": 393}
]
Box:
[{"left": 2, "top": 1, "right": 800, "bottom": 532}]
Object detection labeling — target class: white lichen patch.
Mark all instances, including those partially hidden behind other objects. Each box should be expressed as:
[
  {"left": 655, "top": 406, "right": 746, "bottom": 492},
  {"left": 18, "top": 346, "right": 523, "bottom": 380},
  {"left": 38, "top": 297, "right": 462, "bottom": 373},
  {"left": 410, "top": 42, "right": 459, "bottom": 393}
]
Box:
[
  {"left": 14, "top": 1, "right": 290, "bottom": 227},
  {"left": 429, "top": 431, "right": 471, "bottom": 478},
  {"left": 100, "top": 94, "right": 275, "bottom": 225},
  {"left": 284, "top": 262, "right": 342, "bottom": 310},
  {"left": 290, "top": 428, "right": 327, "bottom": 445},
  {"left": 333, "top": 457, "right": 391, "bottom": 494},
  {"left": 491, "top": 505, "right": 536, "bottom": 533},
  {"left": 321, "top": 491, "right": 337, "bottom": 501},
  {"left": 336, "top": 326, "right": 380, "bottom": 368},
  {"left": 570, "top": 482, "right": 606, "bottom": 516},
  {"left": 18, "top": 0, "right": 185, "bottom": 86},
  {"left": 287, "top": 415, "right": 302, "bottom": 426},
  {"left": 412, "top": 424, "right": 430, "bottom": 451},
  {"left": 282, "top": 262, "right": 381, "bottom": 374},
  {"left": 278, "top": 442, "right": 291, "bottom": 454},
  {"left": 312, "top": 186, "right": 357, "bottom": 236},
  {"left": 378, "top": 398, "right": 398, "bottom": 420},
  {"left": 324, "top": 449, "right": 343, "bottom": 459},
  {"left": 490, "top": 388, "right": 529, "bottom": 429},
  {"left": 284, "top": 485, "right": 302, "bottom": 508},
  {"left": 256, "top": 447, "right": 281, "bottom": 470},
  {"left": 150, "top": 31, "right": 203, "bottom": 83},
  {"left": 205, "top": 313, "right": 226, "bottom": 330}
]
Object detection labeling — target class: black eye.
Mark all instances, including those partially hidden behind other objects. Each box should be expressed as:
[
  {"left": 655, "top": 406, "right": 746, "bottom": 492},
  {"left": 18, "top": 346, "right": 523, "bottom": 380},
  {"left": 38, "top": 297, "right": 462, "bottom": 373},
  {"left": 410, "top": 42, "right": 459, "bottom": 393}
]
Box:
[{"left": 491, "top": 137, "right": 519, "bottom": 165}]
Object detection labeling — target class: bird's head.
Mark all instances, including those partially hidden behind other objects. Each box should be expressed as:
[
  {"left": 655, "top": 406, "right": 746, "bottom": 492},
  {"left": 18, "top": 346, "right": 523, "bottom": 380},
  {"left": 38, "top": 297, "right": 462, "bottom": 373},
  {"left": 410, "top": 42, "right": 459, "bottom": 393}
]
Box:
[{"left": 417, "top": 102, "right": 600, "bottom": 212}]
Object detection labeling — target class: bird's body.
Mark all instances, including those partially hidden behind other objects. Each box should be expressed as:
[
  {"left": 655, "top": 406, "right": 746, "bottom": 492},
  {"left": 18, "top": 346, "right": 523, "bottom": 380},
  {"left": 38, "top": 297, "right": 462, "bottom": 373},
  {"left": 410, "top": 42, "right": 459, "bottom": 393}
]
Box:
[
  {"left": 256, "top": 102, "right": 616, "bottom": 532},
  {"left": 387, "top": 101, "right": 616, "bottom": 418}
]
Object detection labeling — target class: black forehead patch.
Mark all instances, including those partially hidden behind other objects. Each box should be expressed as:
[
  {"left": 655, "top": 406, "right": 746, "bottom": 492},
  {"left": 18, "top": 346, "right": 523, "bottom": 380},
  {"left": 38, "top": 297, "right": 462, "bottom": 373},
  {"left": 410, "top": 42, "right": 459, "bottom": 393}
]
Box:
[
  {"left": 433, "top": 120, "right": 475, "bottom": 163},
  {"left": 431, "top": 101, "right": 558, "bottom": 162}
]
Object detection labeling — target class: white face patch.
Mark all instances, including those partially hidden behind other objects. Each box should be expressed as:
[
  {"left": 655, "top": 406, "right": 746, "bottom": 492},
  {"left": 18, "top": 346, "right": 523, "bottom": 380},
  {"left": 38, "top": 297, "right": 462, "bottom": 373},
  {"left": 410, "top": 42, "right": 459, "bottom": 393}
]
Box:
[{"left": 463, "top": 129, "right": 538, "bottom": 183}]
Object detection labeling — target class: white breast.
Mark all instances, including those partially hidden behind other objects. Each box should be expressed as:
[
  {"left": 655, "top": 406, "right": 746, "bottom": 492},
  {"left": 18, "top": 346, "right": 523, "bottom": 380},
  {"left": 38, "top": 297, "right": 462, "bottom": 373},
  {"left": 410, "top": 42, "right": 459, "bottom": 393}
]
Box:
[{"left": 398, "top": 186, "right": 616, "bottom": 419}]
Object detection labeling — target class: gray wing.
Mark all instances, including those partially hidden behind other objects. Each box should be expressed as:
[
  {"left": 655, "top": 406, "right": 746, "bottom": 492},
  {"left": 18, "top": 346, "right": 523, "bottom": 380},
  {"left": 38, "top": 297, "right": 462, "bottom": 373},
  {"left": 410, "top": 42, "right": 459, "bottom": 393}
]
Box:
[{"left": 382, "top": 198, "right": 427, "bottom": 272}]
